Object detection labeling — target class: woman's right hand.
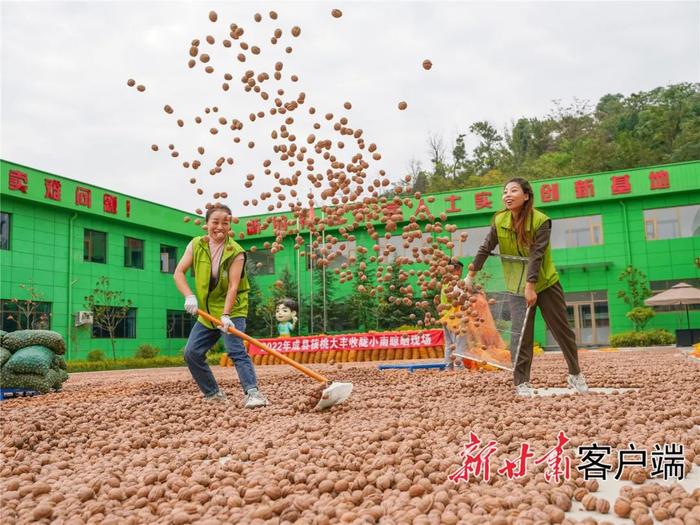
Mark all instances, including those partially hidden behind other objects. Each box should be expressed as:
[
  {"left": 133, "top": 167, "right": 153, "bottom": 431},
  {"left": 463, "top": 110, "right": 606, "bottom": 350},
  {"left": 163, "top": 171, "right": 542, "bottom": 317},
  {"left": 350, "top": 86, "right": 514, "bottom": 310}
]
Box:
[
  {"left": 184, "top": 295, "right": 198, "bottom": 316},
  {"left": 464, "top": 264, "right": 477, "bottom": 292}
]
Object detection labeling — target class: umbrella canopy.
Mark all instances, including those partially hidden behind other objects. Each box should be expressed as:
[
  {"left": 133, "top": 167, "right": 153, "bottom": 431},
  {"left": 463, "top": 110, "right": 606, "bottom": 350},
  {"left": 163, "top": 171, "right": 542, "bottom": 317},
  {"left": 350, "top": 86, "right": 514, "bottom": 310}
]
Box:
[
  {"left": 645, "top": 282, "right": 700, "bottom": 306},
  {"left": 645, "top": 282, "right": 700, "bottom": 330}
]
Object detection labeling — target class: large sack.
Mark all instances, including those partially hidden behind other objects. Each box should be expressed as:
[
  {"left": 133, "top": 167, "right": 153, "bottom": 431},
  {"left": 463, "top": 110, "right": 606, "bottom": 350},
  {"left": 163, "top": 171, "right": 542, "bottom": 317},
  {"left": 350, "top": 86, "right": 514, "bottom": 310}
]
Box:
[
  {"left": 52, "top": 354, "right": 67, "bottom": 370},
  {"left": 0, "top": 330, "right": 6, "bottom": 346},
  {"left": 54, "top": 368, "right": 69, "bottom": 389},
  {"left": 3, "top": 330, "right": 66, "bottom": 355},
  {"left": 4, "top": 346, "right": 55, "bottom": 376},
  {"left": 0, "top": 347, "right": 10, "bottom": 367},
  {"left": 0, "top": 369, "right": 58, "bottom": 394}
]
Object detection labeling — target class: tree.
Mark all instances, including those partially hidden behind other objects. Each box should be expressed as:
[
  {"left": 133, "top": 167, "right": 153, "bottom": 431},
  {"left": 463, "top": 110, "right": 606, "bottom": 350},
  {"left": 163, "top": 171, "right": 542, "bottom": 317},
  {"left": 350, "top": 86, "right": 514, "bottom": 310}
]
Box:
[
  {"left": 245, "top": 272, "right": 268, "bottom": 337},
  {"left": 377, "top": 263, "right": 419, "bottom": 329},
  {"left": 617, "top": 266, "right": 653, "bottom": 331},
  {"left": 346, "top": 250, "right": 379, "bottom": 331},
  {"left": 452, "top": 133, "right": 468, "bottom": 176},
  {"left": 427, "top": 133, "right": 448, "bottom": 179},
  {"left": 625, "top": 306, "right": 656, "bottom": 332},
  {"left": 469, "top": 121, "right": 505, "bottom": 176},
  {"left": 617, "top": 265, "right": 652, "bottom": 309},
  {"left": 84, "top": 276, "right": 133, "bottom": 362},
  {"left": 6, "top": 280, "right": 50, "bottom": 330},
  {"left": 395, "top": 83, "right": 700, "bottom": 195}
]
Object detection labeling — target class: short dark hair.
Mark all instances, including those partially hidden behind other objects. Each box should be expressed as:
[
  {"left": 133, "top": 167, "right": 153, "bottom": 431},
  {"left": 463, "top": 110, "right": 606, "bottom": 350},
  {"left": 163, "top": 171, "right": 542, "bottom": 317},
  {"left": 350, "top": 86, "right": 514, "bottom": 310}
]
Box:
[
  {"left": 205, "top": 204, "right": 232, "bottom": 222},
  {"left": 277, "top": 298, "right": 298, "bottom": 312}
]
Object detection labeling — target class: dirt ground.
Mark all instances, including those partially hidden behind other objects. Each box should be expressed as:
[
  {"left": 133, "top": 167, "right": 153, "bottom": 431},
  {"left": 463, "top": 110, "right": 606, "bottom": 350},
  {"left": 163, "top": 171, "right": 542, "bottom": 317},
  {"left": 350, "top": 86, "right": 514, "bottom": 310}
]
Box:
[{"left": 1, "top": 349, "right": 699, "bottom": 524}]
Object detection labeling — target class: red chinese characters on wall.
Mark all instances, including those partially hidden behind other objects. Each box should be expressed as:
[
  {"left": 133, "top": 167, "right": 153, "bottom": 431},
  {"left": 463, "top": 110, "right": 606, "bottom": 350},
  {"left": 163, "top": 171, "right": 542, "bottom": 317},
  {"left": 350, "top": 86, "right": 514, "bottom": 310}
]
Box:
[
  {"left": 611, "top": 174, "right": 631, "bottom": 195},
  {"left": 649, "top": 170, "right": 670, "bottom": 190},
  {"left": 474, "top": 191, "right": 492, "bottom": 210},
  {"left": 272, "top": 215, "right": 288, "bottom": 235},
  {"left": 385, "top": 203, "right": 404, "bottom": 220},
  {"left": 445, "top": 195, "right": 462, "bottom": 213},
  {"left": 44, "top": 179, "right": 61, "bottom": 201},
  {"left": 75, "top": 187, "right": 92, "bottom": 208},
  {"left": 299, "top": 207, "right": 315, "bottom": 229},
  {"left": 415, "top": 199, "right": 431, "bottom": 216},
  {"left": 8, "top": 170, "right": 28, "bottom": 193},
  {"left": 126, "top": 199, "right": 131, "bottom": 218},
  {"left": 574, "top": 179, "right": 595, "bottom": 199},
  {"left": 246, "top": 219, "right": 261, "bottom": 235},
  {"left": 103, "top": 194, "right": 118, "bottom": 214},
  {"left": 540, "top": 183, "right": 560, "bottom": 203}
]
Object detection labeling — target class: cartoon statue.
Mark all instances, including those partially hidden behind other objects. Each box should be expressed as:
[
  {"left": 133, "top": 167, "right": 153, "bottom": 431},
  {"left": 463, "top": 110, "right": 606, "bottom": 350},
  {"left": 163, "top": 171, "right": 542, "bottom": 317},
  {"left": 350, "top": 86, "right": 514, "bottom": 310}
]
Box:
[{"left": 275, "top": 298, "right": 298, "bottom": 337}]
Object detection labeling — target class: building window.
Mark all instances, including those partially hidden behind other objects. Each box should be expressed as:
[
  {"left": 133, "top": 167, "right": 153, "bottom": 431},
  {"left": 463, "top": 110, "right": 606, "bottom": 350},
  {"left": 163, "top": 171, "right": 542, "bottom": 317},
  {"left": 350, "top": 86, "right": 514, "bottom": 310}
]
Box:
[
  {"left": 84, "top": 229, "right": 107, "bottom": 263},
  {"left": 166, "top": 310, "right": 195, "bottom": 338},
  {"left": 306, "top": 241, "right": 358, "bottom": 270},
  {"left": 550, "top": 215, "right": 603, "bottom": 249},
  {"left": 451, "top": 226, "right": 491, "bottom": 258},
  {"left": 326, "top": 240, "right": 356, "bottom": 269},
  {"left": 0, "top": 212, "right": 10, "bottom": 250},
  {"left": 124, "top": 237, "right": 145, "bottom": 269},
  {"left": 160, "top": 245, "right": 177, "bottom": 273},
  {"left": 649, "top": 279, "right": 700, "bottom": 312},
  {"left": 0, "top": 299, "right": 52, "bottom": 332},
  {"left": 644, "top": 205, "right": 700, "bottom": 241},
  {"left": 379, "top": 234, "right": 433, "bottom": 264},
  {"left": 247, "top": 250, "right": 275, "bottom": 275},
  {"left": 92, "top": 307, "right": 137, "bottom": 338}
]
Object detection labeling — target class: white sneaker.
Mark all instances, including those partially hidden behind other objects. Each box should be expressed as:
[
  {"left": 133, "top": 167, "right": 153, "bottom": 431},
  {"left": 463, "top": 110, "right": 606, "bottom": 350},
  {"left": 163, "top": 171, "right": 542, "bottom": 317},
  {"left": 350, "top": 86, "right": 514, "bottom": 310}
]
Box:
[
  {"left": 567, "top": 374, "right": 589, "bottom": 394},
  {"left": 244, "top": 388, "right": 268, "bottom": 409},
  {"left": 515, "top": 382, "right": 534, "bottom": 397},
  {"left": 204, "top": 390, "right": 228, "bottom": 403}
]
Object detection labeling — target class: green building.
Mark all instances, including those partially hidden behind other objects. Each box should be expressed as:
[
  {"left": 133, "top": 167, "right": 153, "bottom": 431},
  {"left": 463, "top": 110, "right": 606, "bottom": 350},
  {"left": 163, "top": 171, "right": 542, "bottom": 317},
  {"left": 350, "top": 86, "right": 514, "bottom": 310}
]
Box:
[{"left": 1, "top": 159, "right": 698, "bottom": 359}]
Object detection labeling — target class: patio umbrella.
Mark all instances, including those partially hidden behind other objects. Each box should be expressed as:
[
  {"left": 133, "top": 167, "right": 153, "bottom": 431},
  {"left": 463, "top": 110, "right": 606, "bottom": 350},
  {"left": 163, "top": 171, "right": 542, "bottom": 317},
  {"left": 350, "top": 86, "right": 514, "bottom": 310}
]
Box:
[{"left": 645, "top": 282, "right": 700, "bottom": 329}]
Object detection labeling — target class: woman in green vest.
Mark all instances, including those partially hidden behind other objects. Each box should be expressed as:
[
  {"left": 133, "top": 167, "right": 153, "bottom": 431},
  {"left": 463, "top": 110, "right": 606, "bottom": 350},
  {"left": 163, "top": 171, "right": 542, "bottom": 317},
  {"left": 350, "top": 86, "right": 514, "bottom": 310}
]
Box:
[
  {"left": 174, "top": 204, "right": 268, "bottom": 408},
  {"left": 466, "top": 178, "right": 589, "bottom": 397}
]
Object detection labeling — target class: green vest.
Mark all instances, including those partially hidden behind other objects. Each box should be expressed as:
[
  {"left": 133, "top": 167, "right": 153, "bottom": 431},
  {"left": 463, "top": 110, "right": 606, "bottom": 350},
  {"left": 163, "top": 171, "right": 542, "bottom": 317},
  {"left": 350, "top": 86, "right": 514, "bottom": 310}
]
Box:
[
  {"left": 493, "top": 208, "right": 559, "bottom": 294},
  {"left": 192, "top": 236, "right": 249, "bottom": 328}
]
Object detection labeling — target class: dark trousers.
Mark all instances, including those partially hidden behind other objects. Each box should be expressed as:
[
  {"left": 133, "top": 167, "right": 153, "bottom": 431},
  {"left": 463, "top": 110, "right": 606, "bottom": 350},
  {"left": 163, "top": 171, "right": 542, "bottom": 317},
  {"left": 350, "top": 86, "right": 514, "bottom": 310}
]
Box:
[
  {"left": 183, "top": 319, "right": 258, "bottom": 396},
  {"left": 509, "top": 281, "right": 581, "bottom": 385}
]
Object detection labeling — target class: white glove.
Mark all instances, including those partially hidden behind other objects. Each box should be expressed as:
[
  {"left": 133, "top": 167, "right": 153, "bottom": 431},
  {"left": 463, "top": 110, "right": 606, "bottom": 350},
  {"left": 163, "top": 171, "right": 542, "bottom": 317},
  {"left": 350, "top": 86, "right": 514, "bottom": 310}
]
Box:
[
  {"left": 220, "top": 315, "right": 234, "bottom": 334},
  {"left": 184, "top": 295, "right": 198, "bottom": 316},
  {"left": 464, "top": 273, "right": 476, "bottom": 292}
]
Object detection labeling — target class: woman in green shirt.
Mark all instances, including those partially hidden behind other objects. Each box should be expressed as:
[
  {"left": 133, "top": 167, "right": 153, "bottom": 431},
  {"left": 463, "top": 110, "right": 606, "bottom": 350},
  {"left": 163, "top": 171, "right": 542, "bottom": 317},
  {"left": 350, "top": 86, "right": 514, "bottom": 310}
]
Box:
[
  {"left": 466, "top": 178, "right": 589, "bottom": 397},
  {"left": 174, "top": 204, "right": 268, "bottom": 408}
]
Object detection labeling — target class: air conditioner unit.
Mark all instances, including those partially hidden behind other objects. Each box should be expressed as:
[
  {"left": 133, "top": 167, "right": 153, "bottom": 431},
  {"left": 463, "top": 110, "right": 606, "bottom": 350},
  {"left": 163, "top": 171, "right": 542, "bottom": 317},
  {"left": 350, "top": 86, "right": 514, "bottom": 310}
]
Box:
[{"left": 75, "top": 311, "right": 94, "bottom": 326}]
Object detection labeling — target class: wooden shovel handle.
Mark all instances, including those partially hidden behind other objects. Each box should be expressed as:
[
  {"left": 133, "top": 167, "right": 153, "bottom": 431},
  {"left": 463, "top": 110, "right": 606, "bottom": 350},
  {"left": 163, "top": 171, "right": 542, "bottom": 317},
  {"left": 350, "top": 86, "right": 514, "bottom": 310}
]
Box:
[{"left": 197, "top": 310, "right": 329, "bottom": 384}]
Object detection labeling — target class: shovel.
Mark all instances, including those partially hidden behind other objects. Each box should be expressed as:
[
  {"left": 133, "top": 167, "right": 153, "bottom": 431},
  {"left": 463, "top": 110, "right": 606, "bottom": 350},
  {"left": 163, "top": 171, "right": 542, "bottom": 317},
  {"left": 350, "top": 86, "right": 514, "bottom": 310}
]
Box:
[{"left": 197, "top": 310, "right": 353, "bottom": 410}]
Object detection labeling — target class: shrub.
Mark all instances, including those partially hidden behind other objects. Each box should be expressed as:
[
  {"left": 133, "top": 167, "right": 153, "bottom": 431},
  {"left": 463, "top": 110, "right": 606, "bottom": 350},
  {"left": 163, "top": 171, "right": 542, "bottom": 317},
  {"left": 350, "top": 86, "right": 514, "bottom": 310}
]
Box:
[
  {"left": 87, "top": 349, "right": 106, "bottom": 362},
  {"left": 625, "top": 306, "right": 655, "bottom": 331},
  {"left": 134, "top": 344, "right": 160, "bottom": 359},
  {"left": 609, "top": 329, "right": 676, "bottom": 348},
  {"left": 67, "top": 356, "right": 186, "bottom": 373}
]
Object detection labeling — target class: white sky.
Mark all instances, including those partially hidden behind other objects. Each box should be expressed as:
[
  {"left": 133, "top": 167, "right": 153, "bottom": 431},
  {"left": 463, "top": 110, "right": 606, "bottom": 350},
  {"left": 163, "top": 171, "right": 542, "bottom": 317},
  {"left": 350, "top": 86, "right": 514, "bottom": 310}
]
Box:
[{"left": 2, "top": 1, "right": 698, "bottom": 217}]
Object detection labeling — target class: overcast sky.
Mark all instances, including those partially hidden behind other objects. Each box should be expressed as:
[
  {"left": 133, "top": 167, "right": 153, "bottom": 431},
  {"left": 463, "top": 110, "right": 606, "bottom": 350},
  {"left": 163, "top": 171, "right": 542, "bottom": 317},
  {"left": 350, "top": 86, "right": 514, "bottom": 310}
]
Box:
[{"left": 1, "top": 1, "right": 698, "bottom": 217}]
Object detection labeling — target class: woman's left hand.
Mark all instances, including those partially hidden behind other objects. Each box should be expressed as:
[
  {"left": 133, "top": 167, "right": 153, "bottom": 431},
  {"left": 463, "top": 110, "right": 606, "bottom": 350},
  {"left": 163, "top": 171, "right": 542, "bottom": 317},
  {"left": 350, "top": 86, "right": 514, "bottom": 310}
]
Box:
[{"left": 524, "top": 283, "right": 538, "bottom": 307}]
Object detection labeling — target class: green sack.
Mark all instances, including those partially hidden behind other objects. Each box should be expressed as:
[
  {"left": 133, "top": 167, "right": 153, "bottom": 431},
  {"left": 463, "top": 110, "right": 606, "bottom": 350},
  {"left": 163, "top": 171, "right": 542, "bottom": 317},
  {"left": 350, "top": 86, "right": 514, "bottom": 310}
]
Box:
[
  {"left": 3, "top": 330, "right": 66, "bottom": 355},
  {"left": 0, "top": 330, "right": 6, "bottom": 346},
  {"left": 52, "top": 354, "right": 67, "bottom": 370},
  {"left": 54, "top": 368, "right": 69, "bottom": 389},
  {"left": 0, "top": 369, "right": 58, "bottom": 394},
  {"left": 4, "top": 346, "right": 55, "bottom": 376},
  {"left": 0, "top": 347, "right": 10, "bottom": 367}
]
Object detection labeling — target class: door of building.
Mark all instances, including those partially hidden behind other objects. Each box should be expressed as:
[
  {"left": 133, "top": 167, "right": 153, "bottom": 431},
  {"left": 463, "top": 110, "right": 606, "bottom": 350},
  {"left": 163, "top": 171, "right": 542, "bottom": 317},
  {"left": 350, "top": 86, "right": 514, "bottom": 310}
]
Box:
[{"left": 546, "top": 292, "right": 609, "bottom": 348}]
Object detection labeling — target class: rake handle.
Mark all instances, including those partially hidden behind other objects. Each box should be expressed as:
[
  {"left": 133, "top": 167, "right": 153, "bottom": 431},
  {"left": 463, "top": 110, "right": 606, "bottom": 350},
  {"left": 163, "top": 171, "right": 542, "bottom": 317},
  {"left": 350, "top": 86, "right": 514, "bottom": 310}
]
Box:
[{"left": 197, "top": 309, "right": 329, "bottom": 384}]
